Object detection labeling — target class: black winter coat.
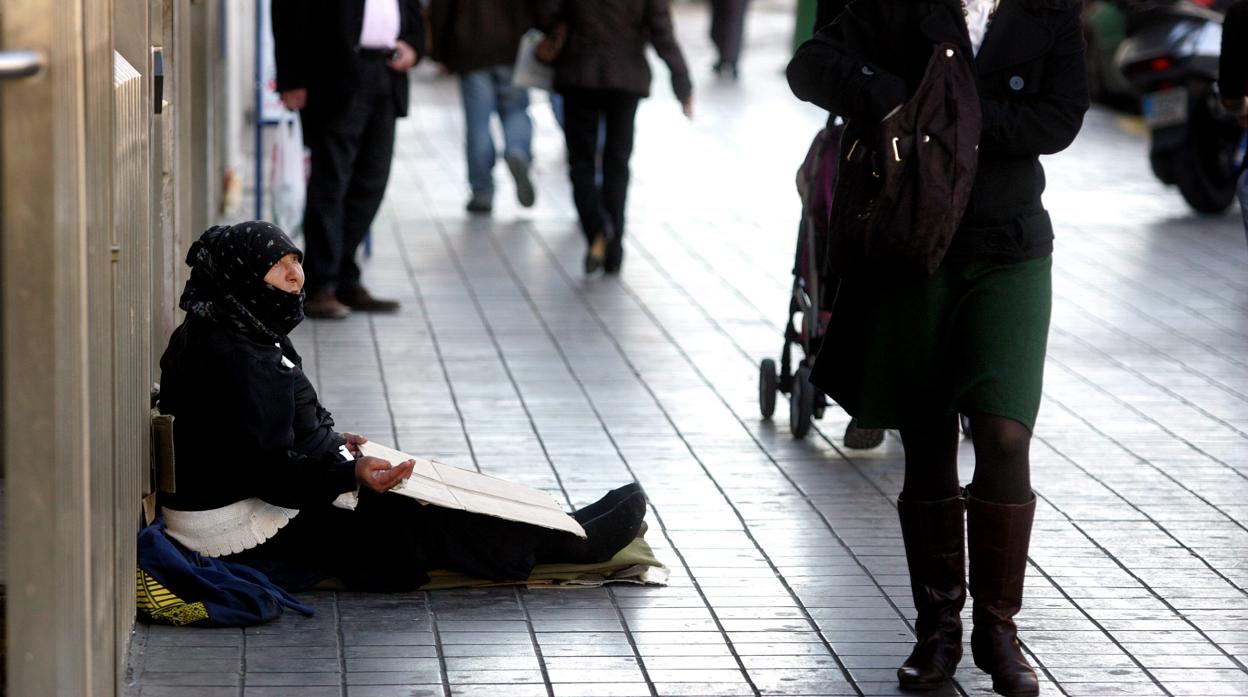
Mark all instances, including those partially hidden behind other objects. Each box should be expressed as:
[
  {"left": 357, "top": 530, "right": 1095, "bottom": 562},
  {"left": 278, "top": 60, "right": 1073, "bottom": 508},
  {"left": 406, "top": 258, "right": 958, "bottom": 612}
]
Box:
[
  {"left": 429, "top": 0, "right": 535, "bottom": 75},
  {"left": 271, "top": 0, "right": 426, "bottom": 118},
  {"left": 535, "top": 0, "right": 693, "bottom": 100},
  {"left": 788, "top": 0, "right": 1089, "bottom": 260},
  {"left": 158, "top": 317, "right": 357, "bottom": 512}
]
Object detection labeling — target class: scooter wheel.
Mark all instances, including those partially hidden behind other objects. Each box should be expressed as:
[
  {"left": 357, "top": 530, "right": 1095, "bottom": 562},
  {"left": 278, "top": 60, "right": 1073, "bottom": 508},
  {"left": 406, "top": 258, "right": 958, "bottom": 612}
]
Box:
[{"left": 759, "top": 358, "right": 778, "bottom": 419}]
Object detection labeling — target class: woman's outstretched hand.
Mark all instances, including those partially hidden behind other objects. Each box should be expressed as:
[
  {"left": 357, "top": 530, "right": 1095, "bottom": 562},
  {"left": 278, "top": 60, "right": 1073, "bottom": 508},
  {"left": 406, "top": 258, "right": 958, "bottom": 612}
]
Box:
[
  {"left": 355, "top": 456, "right": 415, "bottom": 494},
  {"left": 342, "top": 432, "right": 368, "bottom": 457}
]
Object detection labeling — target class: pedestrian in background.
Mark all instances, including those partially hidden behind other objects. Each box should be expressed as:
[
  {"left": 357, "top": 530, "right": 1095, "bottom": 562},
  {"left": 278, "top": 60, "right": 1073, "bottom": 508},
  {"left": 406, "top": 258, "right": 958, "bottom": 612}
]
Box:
[
  {"left": 710, "top": 0, "right": 750, "bottom": 78},
  {"left": 429, "top": 0, "right": 538, "bottom": 215},
  {"left": 1219, "top": 0, "right": 1248, "bottom": 244},
  {"left": 789, "top": 0, "right": 1088, "bottom": 694},
  {"left": 536, "top": 0, "right": 694, "bottom": 274},
  {"left": 271, "top": 0, "right": 424, "bottom": 319}
]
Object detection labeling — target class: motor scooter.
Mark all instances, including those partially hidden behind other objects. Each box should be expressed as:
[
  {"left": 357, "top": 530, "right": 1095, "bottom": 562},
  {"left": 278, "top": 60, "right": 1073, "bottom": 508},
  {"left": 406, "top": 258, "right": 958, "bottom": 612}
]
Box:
[{"left": 1115, "top": 0, "right": 1241, "bottom": 213}]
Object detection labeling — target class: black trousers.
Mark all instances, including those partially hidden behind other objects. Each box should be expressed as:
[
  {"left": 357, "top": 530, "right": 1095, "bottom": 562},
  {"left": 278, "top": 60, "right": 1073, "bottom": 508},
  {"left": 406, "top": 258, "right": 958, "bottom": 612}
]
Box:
[
  {"left": 299, "top": 56, "right": 397, "bottom": 295},
  {"left": 710, "top": 0, "right": 751, "bottom": 65},
  {"left": 560, "top": 88, "right": 641, "bottom": 246}
]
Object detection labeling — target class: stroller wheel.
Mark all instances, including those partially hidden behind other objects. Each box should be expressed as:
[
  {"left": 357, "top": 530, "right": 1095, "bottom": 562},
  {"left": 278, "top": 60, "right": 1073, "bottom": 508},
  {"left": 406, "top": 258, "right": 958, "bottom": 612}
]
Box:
[
  {"left": 843, "top": 418, "right": 885, "bottom": 449},
  {"left": 759, "top": 358, "right": 779, "bottom": 419},
  {"left": 960, "top": 414, "right": 973, "bottom": 439},
  {"left": 790, "top": 366, "right": 814, "bottom": 438}
]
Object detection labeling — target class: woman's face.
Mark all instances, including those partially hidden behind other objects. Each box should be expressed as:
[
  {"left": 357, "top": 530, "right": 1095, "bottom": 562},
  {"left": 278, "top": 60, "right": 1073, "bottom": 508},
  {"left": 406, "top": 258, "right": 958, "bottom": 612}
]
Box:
[{"left": 264, "top": 253, "right": 305, "bottom": 294}]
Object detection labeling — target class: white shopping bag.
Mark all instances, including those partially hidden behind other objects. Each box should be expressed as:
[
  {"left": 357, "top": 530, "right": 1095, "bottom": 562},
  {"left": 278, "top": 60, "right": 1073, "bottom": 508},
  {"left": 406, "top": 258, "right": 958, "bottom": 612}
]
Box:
[
  {"left": 513, "top": 29, "right": 554, "bottom": 91},
  {"left": 269, "top": 112, "right": 307, "bottom": 233}
]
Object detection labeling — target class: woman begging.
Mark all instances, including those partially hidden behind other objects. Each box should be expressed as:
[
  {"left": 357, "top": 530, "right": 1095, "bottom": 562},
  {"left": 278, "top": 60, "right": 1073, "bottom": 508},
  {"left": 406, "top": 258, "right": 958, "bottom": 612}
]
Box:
[{"left": 157, "top": 221, "right": 646, "bottom": 592}]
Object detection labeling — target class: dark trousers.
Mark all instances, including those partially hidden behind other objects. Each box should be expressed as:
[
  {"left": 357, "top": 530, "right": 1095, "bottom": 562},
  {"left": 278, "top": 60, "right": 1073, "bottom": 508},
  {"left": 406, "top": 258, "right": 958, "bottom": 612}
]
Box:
[
  {"left": 710, "top": 0, "right": 751, "bottom": 65},
  {"left": 560, "top": 88, "right": 641, "bottom": 246},
  {"left": 299, "top": 56, "right": 397, "bottom": 295}
]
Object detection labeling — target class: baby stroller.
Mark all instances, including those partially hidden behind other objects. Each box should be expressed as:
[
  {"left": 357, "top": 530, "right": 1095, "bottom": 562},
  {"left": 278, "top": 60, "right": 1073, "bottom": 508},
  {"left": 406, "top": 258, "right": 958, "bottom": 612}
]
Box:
[{"left": 758, "top": 123, "right": 885, "bottom": 448}]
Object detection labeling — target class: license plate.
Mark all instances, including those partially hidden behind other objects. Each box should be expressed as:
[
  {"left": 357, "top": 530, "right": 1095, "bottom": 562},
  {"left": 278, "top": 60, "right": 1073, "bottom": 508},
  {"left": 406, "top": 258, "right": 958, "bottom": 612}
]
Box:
[{"left": 1143, "top": 88, "right": 1189, "bottom": 128}]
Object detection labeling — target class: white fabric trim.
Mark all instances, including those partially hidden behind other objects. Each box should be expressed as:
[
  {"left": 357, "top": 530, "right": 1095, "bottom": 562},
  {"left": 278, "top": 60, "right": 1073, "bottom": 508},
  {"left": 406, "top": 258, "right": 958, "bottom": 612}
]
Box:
[{"left": 164, "top": 498, "right": 299, "bottom": 558}]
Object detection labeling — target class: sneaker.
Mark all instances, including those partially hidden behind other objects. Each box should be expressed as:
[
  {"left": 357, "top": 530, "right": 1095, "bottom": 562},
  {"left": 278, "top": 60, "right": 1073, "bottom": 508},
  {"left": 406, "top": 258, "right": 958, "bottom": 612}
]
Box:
[
  {"left": 305, "top": 290, "right": 351, "bottom": 319},
  {"left": 504, "top": 153, "right": 536, "bottom": 208},
  {"left": 336, "top": 285, "right": 400, "bottom": 313},
  {"left": 466, "top": 194, "right": 493, "bottom": 215}
]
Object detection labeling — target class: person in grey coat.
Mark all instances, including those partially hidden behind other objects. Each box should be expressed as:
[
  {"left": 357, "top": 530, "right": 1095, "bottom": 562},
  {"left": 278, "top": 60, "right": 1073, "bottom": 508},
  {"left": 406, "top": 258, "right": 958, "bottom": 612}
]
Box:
[{"left": 536, "top": 0, "right": 694, "bottom": 274}]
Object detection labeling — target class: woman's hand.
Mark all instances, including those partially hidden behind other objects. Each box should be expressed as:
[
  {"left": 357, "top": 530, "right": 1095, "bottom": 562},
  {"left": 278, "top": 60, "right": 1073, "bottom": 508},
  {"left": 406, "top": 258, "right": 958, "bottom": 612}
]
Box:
[
  {"left": 355, "top": 456, "right": 415, "bottom": 494},
  {"left": 342, "top": 432, "right": 368, "bottom": 457}
]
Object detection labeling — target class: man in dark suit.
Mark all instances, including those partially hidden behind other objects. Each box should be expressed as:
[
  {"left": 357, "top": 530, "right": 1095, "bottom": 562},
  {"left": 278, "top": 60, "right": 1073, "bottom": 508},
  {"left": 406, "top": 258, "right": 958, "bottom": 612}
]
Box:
[{"left": 272, "top": 0, "right": 425, "bottom": 319}]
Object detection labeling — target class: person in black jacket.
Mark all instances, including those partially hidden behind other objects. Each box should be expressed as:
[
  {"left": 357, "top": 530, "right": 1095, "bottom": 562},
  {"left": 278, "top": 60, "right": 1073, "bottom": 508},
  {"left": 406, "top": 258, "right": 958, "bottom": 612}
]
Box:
[
  {"left": 536, "top": 0, "right": 694, "bottom": 274},
  {"left": 788, "top": 1, "right": 1088, "bottom": 695},
  {"left": 158, "top": 222, "right": 649, "bottom": 592},
  {"left": 271, "top": 0, "right": 423, "bottom": 320},
  {"left": 430, "top": 0, "right": 538, "bottom": 215}
]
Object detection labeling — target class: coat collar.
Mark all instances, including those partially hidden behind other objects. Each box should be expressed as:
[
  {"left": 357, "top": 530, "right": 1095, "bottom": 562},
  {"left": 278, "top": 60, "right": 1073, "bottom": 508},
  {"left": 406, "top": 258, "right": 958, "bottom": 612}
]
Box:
[
  {"left": 974, "top": 0, "right": 1054, "bottom": 74},
  {"left": 920, "top": 0, "right": 1054, "bottom": 75}
]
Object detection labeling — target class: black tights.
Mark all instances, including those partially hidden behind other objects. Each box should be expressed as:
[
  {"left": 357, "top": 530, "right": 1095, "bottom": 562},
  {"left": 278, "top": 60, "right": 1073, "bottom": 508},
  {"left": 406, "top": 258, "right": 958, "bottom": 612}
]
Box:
[{"left": 899, "top": 413, "right": 1033, "bottom": 504}]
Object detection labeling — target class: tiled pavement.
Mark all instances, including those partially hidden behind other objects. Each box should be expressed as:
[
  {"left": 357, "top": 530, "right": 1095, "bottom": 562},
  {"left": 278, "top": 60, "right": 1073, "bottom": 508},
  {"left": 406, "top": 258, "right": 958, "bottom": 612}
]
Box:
[{"left": 125, "top": 3, "right": 1248, "bottom": 696}]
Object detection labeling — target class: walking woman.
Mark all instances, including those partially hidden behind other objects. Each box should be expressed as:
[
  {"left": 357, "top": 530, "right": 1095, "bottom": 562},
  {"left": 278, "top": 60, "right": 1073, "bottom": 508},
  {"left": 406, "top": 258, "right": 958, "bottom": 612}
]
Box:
[
  {"left": 536, "top": 0, "right": 694, "bottom": 274},
  {"left": 788, "top": 1, "right": 1088, "bottom": 695}
]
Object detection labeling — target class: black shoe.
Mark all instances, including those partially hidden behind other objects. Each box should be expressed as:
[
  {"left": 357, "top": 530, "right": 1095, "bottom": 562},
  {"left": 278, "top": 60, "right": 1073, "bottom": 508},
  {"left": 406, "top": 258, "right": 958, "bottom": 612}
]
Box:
[
  {"left": 504, "top": 153, "right": 536, "bottom": 208},
  {"left": 572, "top": 483, "right": 645, "bottom": 524},
  {"left": 539, "top": 491, "right": 647, "bottom": 565},
  {"left": 604, "top": 241, "right": 624, "bottom": 274},
  {"left": 466, "top": 194, "right": 493, "bottom": 214}
]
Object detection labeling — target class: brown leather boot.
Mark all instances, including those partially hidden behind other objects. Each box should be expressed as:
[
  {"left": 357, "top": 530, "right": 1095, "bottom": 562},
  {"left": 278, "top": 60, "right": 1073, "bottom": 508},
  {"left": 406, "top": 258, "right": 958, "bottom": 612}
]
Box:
[
  {"left": 896, "top": 494, "right": 965, "bottom": 691},
  {"left": 305, "top": 289, "right": 350, "bottom": 319},
  {"left": 967, "top": 492, "right": 1039, "bottom": 697}
]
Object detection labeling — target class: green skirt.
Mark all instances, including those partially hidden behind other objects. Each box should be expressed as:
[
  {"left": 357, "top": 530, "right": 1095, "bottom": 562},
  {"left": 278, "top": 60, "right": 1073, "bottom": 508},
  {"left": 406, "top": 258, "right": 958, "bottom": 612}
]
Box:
[{"left": 811, "top": 255, "right": 1053, "bottom": 432}]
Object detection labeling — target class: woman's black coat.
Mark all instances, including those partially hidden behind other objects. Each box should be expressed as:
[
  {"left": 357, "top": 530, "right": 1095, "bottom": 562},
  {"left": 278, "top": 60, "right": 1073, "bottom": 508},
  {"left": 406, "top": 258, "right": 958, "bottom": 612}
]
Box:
[{"left": 788, "top": 0, "right": 1090, "bottom": 259}]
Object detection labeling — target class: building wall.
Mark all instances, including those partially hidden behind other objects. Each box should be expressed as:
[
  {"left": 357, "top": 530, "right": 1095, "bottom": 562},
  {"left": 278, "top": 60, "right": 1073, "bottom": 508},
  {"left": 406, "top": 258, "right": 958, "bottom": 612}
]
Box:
[{"left": 1, "top": 0, "right": 233, "bottom": 694}]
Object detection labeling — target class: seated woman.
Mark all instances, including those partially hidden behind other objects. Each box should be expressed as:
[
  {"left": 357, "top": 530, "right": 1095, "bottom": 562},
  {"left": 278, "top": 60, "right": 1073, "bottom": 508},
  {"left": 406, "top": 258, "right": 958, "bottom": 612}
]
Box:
[{"left": 158, "top": 221, "right": 647, "bottom": 592}]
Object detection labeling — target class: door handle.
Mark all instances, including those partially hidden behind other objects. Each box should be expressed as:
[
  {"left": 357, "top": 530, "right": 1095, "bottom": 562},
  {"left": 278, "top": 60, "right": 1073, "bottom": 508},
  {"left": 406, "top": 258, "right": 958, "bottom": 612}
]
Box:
[{"left": 0, "top": 50, "right": 45, "bottom": 80}]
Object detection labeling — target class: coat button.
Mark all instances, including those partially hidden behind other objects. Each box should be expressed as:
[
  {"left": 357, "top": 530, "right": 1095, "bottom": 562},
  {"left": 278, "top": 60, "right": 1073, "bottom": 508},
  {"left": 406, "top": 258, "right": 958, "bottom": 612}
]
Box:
[{"left": 1009, "top": 75, "right": 1025, "bottom": 91}]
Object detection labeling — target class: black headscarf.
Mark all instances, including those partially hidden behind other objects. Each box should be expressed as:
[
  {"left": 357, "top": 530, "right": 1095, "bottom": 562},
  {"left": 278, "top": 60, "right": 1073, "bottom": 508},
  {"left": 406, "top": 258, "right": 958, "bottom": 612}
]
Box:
[{"left": 179, "top": 221, "right": 306, "bottom": 341}]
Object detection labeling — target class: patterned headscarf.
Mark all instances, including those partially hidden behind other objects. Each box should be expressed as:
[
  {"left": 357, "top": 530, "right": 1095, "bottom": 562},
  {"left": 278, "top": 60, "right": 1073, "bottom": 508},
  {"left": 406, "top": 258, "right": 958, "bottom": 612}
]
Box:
[{"left": 179, "top": 221, "right": 305, "bottom": 341}]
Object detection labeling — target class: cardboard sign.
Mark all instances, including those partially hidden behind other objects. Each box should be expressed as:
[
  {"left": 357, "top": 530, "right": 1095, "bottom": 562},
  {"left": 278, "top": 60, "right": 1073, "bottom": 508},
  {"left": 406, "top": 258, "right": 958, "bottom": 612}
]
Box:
[{"left": 359, "top": 442, "right": 586, "bottom": 539}]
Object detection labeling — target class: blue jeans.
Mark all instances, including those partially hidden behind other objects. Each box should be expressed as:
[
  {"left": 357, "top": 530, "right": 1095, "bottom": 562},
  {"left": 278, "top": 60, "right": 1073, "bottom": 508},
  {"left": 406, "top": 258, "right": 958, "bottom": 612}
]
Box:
[{"left": 460, "top": 66, "right": 533, "bottom": 198}]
